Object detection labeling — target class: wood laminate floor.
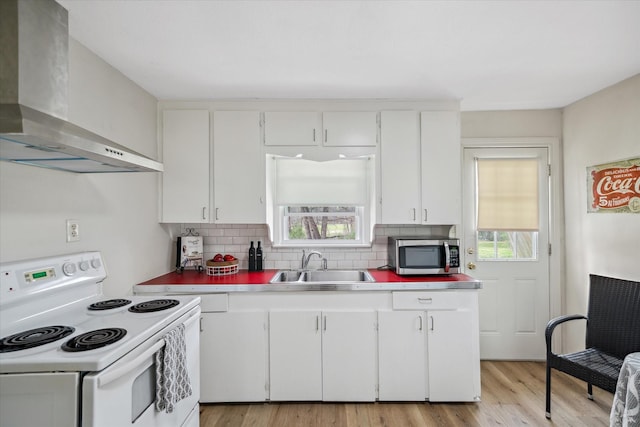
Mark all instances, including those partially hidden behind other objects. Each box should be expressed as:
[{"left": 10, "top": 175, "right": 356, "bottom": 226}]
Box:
[{"left": 199, "top": 361, "right": 613, "bottom": 426}]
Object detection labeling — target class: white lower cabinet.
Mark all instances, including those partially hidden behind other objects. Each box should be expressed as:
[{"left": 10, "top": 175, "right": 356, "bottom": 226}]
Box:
[
  {"left": 269, "top": 310, "right": 377, "bottom": 401},
  {"left": 378, "top": 310, "right": 427, "bottom": 401},
  {"left": 269, "top": 311, "right": 322, "bottom": 401},
  {"left": 198, "top": 291, "right": 479, "bottom": 403},
  {"left": 378, "top": 308, "right": 480, "bottom": 402},
  {"left": 427, "top": 309, "right": 478, "bottom": 402},
  {"left": 199, "top": 311, "right": 267, "bottom": 402}
]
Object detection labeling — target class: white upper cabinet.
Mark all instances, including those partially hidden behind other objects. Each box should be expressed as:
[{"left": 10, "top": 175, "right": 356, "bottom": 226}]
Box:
[
  {"left": 322, "top": 112, "right": 378, "bottom": 146},
  {"left": 380, "top": 111, "right": 421, "bottom": 224},
  {"left": 264, "top": 111, "right": 378, "bottom": 147},
  {"left": 264, "top": 112, "right": 320, "bottom": 146},
  {"left": 213, "top": 111, "right": 265, "bottom": 223},
  {"left": 161, "top": 109, "right": 210, "bottom": 223},
  {"left": 420, "top": 111, "right": 461, "bottom": 224}
]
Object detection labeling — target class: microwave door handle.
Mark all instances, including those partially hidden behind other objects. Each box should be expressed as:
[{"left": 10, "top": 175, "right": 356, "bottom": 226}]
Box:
[{"left": 443, "top": 242, "right": 450, "bottom": 273}]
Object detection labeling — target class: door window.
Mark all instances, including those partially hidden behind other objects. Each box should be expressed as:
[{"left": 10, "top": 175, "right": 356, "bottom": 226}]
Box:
[{"left": 477, "top": 231, "right": 538, "bottom": 260}]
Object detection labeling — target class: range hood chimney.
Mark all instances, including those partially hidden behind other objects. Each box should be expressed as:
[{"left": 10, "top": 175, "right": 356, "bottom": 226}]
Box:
[{"left": 0, "top": 0, "right": 163, "bottom": 173}]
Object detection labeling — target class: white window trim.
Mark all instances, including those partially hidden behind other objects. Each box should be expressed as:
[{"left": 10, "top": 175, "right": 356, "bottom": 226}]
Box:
[{"left": 266, "top": 154, "right": 376, "bottom": 248}]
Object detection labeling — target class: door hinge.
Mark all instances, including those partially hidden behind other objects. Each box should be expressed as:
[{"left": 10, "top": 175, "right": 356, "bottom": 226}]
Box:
[{"left": 548, "top": 243, "right": 552, "bottom": 256}]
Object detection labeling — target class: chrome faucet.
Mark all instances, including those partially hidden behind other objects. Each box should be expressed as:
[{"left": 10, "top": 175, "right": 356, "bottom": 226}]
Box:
[{"left": 301, "top": 250, "right": 323, "bottom": 270}]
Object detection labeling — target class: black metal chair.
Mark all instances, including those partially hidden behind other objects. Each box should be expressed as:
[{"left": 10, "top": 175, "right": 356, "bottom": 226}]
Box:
[{"left": 545, "top": 274, "right": 640, "bottom": 419}]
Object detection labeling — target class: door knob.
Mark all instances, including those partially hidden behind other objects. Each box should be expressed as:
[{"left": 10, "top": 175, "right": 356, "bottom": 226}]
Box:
[{"left": 467, "top": 262, "right": 476, "bottom": 270}]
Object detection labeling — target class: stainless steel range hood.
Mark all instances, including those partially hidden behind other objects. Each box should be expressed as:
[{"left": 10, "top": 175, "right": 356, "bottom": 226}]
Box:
[{"left": 0, "top": 0, "right": 163, "bottom": 173}]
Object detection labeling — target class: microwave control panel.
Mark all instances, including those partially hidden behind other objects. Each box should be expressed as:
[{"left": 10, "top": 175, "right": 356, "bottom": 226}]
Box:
[{"left": 450, "top": 246, "right": 460, "bottom": 267}]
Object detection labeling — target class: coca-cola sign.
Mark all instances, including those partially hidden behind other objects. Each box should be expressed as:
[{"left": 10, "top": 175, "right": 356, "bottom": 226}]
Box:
[{"left": 587, "top": 157, "right": 640, "bottom": 213}]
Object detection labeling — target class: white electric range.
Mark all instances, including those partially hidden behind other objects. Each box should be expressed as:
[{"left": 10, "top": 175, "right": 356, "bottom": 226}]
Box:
[{"left": 0, "top": 251, "right": 201, "bottom": 427}]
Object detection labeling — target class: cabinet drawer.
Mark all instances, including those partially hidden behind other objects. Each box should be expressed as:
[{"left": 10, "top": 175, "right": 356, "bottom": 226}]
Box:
[
  {"left": 392, "top": 291, "right": 474, "bottom": 310},
  {"left": 200, "top": 294, "right": 228, "bottom": 312}
]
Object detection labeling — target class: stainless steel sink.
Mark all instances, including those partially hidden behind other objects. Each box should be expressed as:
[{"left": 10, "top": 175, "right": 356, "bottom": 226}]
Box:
[
  {"left": 303, "top": 270, "right": 375, "bottom": 283},
  {"left": 269, "top": 269, "right": 375, "bottom": 284},
  {"left": 269, "top": 270, "right": 305, "bottom": 283}
]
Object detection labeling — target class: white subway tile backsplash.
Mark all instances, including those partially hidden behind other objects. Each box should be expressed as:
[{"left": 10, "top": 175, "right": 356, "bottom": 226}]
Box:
[{"left": 183, "top": 223, "right": 453, "bottom": 267}]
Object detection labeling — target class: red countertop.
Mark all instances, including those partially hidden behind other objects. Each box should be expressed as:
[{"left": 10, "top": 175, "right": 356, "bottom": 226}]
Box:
[{"left": 137, "top": 269, "right": 477, "bottom": 286}]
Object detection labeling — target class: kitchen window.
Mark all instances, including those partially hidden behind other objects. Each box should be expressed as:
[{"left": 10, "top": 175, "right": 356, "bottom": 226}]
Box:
[
  {"left": 267, "top": 156, "right": 374, "bottom": 247},
  {"left": 282, "top": 206, "right": 362, "bottom": 242}
]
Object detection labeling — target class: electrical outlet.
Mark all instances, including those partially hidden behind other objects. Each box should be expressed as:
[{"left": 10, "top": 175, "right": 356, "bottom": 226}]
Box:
[{"left": 66, "top": 219, "right": 80, "bottom": 242}]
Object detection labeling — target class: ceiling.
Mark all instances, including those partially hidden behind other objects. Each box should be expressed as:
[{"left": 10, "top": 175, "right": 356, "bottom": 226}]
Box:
[{"left": 57, "top": 0, "right": 640, "bottom": 111}]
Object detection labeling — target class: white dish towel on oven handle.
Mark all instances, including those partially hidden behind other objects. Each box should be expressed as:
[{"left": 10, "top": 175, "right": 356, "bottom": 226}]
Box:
[{"left": 155, "top": 324, "right": 192, "bottom": 413}]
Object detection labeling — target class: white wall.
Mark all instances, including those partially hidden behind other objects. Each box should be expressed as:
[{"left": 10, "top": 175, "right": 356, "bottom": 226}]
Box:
[
  {"left": 562, "top": 74, "right": 640, "bottom": 352},
  {"left": 461, "top": 109, "right": 563, "bottom": 138},
  {"left": 0, "top": 38, "right": 177, "bottom": 297}
]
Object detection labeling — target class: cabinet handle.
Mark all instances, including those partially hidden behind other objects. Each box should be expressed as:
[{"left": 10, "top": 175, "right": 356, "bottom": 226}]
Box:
[
  {"left": 423, "top": 209, "right": 428, "bottom": 222},
  {"left": 412, "top": 208, "right": 416, "bottom": 221},
  {"left": 202, "top": 207, "right": 207, "bottom": 220},
  {"left": 324, "top": 129, "right": 328, "bottom": 143},
  {"left": 430, "top": 315, "right": 434, "bottom": 331},
  {"left": 417, "top": 297, "right": 433, "bottom": 304},
  {"left": 418, "top": 315, "right": 423, "bottom": 331},
  {"left": 199, "top": 317, "right": 203, "bottom": 332},
  {"left": 323, "top": 315, "right": 327, "bottom": 331},
  {"left": 215, "top": 208, "right": 219, "bottom": 221},
  {"left": 315, "top": 315, "right": 319, "bottom": 332},
  {"left": 313, "top": 129, "right": 316, "bottom": 142}
]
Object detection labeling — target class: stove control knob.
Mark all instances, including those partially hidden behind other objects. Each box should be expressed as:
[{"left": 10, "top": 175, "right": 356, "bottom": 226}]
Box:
[
  {"left": 91, "top": 258, "right": 102, "bottom": 269},
  {"left": 79, "top": 261, "right": 90, "bottom": 271},
  {"left": 62, "top": 262, "right": 77, "bottom": 276}
]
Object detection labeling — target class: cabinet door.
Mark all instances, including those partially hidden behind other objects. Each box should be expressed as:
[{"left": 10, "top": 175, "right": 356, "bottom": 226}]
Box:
[
  {"left": 420, "top": 111, "right": 461, "bottom": 224},
  {"left": 161, "top": 110, "right": 210, "bottom": 223},
  {"left": 378, "top": 311, "right": 427, "bottom": 401},
  {"left": 264, "top": 112, "right": 319, "bottom": 146},
  {"left": 322, "top": 311, "right": 377, "bottom": 401},
  {"left": 427, "top": 309, "right": 478, "bottom": 401},
  {"left": 200, "top": 311, "right": 267, "bottom": 402},
  {"left": 269, "top": 311, "right": 322, "bottom": 400},
  {"left": 213, "top": 111, "right": 265, "bottom": 223},
  {"left": 380, "top": 111, "right": 421, "bottom": 224},
  {"left": 322, "top": 112, "right": 378, "bottom": 146}
]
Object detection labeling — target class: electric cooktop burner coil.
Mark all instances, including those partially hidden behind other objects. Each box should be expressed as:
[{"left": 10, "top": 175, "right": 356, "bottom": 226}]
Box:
[
  {"left": 0, "top": 325, "right": 76, "bottom": 353},
  {"left": 128, "top": 299, "right": 180, "bottom": 313},
  {"left": 61, "top": 328, "right": 127, "bottom": 352},
  {"left": 88, "top": 299, "right": 132, "bottom": 310}
]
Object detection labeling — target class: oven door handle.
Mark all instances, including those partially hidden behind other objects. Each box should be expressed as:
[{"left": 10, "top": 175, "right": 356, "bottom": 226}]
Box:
[{"left": 97, "top": 339, "right": 165, "bottom": 388}]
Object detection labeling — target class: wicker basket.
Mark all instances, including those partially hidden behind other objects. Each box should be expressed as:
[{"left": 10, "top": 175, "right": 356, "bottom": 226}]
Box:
[{"left": 205, "top": 260, "right": 239, "bottom": 276}]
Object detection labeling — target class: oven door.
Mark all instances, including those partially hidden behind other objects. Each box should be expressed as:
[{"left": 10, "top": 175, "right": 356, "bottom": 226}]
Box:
[{"left": 82, "top": 307, "right": 200, "bottom": 427}]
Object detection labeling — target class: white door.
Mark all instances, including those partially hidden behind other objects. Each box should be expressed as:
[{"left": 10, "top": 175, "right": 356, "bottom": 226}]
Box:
[{"left": 463, "top": 147, "right": 550, "bottom": 360}]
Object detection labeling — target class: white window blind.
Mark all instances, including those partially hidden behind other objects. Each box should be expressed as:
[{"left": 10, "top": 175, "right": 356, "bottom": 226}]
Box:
[
  {"left": 477, "top": 158, "right": 539, "bottom": 231},
  {"left": 275, "top": 158, "right": 368, "bottom": 205}
]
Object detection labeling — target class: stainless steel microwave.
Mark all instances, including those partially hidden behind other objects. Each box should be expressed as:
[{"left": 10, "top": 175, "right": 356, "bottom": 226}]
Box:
[{"left": 388, "top": 236, "right": 461, "bottom": 275}]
